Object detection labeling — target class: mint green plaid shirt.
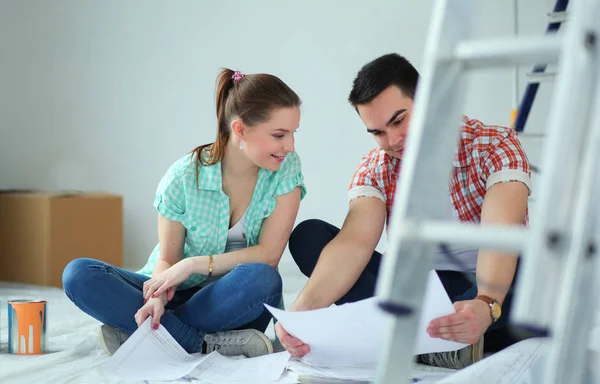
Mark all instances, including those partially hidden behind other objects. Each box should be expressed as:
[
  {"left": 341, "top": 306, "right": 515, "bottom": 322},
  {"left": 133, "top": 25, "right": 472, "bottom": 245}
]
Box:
[{"left": 138, "top": 151, "right": 306, "bottom": 289}]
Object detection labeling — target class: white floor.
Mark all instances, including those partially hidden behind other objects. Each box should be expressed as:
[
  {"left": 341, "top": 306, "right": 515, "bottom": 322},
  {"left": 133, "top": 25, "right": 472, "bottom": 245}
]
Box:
[
  {"left": 3, "top": 257, "right": 599, "bottom": 384},
  {"left": 0, "top": 257, "right": 311, "bottom": 384}
]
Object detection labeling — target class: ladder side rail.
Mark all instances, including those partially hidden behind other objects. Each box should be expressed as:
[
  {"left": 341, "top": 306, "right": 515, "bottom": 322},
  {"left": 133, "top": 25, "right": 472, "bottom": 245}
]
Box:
[
  {"left": 375, "top": 1, "right": 476, "bottom": 383},
  {"left": 544, "top": 16, "right": 600, "bottom": 380},
  {"left": 511, "top": 0, "right": 600, "bottom": 336},
  {"left": 514, "top": 0, "right": 570, "bottom": 133}
]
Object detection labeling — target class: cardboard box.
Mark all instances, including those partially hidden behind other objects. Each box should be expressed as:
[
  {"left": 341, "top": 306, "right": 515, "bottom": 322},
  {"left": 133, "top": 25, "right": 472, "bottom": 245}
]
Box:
[{"left": 0, "top": 190, "right": 123, "bottom": 287}]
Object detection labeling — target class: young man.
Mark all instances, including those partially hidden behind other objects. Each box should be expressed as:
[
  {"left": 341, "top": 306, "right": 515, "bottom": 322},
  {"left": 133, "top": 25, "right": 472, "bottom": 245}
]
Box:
[{"left": 276, "top": 53, "right": 531, "bottom": 369}]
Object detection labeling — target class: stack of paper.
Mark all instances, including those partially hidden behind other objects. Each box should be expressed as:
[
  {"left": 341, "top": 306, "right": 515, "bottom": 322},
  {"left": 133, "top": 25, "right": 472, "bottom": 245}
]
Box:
[
  {"left": 438, "top": 338, "right": 549, "bottom": 384},
  {"left": 186, "top": 350, "right": 292, "bottom": 383},
  {"left": 286, "top": 359, "right": 453, "bottom": 383},
  {"left": 102, "top": 270, "right": 466, "bottom": 383},
  {"left": 101, "top": 318, "right": 292, "bottom": 383}
]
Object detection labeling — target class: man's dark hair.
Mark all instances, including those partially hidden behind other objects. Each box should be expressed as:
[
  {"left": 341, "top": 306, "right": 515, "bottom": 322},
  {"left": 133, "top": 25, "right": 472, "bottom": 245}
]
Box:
[{"left": 348, "top": 53, "right": 420, "bottom": 107}]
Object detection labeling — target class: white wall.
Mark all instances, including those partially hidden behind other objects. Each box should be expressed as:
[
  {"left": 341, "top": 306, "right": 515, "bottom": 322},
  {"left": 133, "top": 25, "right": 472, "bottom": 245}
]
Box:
[{"left": 0, "top": 0, "right": 557, "bottom": 270}]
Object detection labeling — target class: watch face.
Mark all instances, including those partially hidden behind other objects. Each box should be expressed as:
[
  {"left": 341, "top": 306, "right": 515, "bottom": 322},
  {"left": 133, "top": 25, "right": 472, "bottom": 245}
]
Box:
[{"left": 492, "top": 303, "right": 502, "bottom": 320}]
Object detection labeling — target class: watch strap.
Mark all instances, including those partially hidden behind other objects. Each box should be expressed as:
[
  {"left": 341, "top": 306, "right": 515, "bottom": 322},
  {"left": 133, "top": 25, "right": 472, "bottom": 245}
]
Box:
[{"left": 475, "top": 295, "right": 500, "bottom": 322}]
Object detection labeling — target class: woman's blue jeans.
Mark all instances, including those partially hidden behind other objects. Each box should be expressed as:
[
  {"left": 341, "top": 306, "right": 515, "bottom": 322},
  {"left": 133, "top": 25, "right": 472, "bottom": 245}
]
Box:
[{"left": 62, "top": 258, "right": 283, "bottom": 353}]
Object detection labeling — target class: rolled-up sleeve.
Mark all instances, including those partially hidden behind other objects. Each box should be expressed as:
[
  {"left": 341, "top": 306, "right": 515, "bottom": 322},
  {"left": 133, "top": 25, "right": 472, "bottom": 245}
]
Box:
[
  {"left": 482, "top": 130, "right": 532, "bottom": 195},
  {"left": 348, "top": 159, "right": 386, "bottom": 204},
  {"left": 274, "top": 151, "right": 307, "bottom": 199},
  {"left": 153, "top": 166, "right": 186, "bottom": 221}
]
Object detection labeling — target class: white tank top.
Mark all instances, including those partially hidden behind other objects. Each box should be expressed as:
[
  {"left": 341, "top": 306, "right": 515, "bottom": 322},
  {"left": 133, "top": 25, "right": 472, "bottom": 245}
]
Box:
[{"left": 224, "top": 210, "right": 248, "bottom": 253}]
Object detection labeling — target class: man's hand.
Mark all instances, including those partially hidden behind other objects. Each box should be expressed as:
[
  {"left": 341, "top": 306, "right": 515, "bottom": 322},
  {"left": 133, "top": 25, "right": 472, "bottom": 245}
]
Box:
[
  {"left": 427, "top": 299, "right": 492, "bottom": 345},
  {"left": 275, "top": 322, "right": 310, "bottom": 358}
]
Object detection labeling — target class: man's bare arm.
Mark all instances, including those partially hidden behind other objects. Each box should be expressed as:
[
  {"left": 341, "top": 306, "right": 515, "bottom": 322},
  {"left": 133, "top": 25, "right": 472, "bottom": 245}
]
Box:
[
  {"left": 476, "top": 181, "right": 529, "bottom": 304},
  {"left": 291, "top": 197, "right": 387, "bottom": 311}
]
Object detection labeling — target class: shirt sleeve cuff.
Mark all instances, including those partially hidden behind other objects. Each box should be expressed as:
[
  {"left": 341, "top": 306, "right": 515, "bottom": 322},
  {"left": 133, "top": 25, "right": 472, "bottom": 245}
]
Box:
[
  {"left": 348, "top": 186, "right": 386, "bottom": 203},
  {"left": 153, "top": 195, "right": 184, "bottom": 222},
  {"left": 486, "top": 169, "right": 532, "bottom": 196}
]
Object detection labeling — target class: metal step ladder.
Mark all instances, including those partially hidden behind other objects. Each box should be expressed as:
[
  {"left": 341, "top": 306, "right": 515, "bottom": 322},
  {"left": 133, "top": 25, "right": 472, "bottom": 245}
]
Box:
[
  {"left": 513, "top": 0, "right": 570, "bottom": 175},
  {"left": 513, "top": 0, "right": 570, "bottom": 133},
  {"left": 373, "top": 0, "right": 600, "bottom": 383}
]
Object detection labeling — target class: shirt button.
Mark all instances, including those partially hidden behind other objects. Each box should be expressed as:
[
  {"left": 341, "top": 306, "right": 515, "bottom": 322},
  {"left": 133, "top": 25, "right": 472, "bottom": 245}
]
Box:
[
  {"left": 190, "top": 226, "right": 196, "bottom": 231},
  {"left": 264, "top": 209, "right": 268, "bottom": 215}
]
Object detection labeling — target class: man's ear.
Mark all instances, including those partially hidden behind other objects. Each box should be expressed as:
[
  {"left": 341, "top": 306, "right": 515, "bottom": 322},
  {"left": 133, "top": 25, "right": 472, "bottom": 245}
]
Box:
[{"left": 231, "top": 119, "right": 245, "bottom": 140}]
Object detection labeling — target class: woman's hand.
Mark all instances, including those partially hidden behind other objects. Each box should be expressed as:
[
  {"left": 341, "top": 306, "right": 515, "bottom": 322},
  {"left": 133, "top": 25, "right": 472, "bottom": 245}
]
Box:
[
  {"left": 143, "top": 258, "right": 193, "bottom": 300},
  {"left": 135, "top": 297, "right": 166, "bottom": 330}
]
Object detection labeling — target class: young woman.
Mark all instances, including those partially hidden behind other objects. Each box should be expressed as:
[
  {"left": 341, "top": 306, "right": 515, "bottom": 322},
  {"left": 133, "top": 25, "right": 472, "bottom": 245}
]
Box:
[{"left": 63, "top": 68, "right": 306, "bottom": 358}]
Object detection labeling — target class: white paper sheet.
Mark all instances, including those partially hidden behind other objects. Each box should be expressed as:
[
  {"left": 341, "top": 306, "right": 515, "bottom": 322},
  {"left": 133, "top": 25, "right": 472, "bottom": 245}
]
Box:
[
  {"left": 185, "top": 371, "right": 300, "bottom": 384},
  {"left": 287, "top": 359, "right": 452, "bottom": 383},
  {"left": 287, "top": 358, "right": 376, "bottom": 381},
  {"left": 266, "top": 270, "right": 467, "bottom": 367},
  {"left": 412, "top": 371, "right": 455, "bottom": 384},
  {"left": 438, "top": 338, "right": 548, "bottom": 384},
  {"left": 415, "top": 269, "right": 469, "bottom": 354},
  {"left": 101, "top": 317, "right": 205, "bottom": 381},
  {"left": 186, "top": 351, "right": 291, "bottom": 383},
  {"left": 185, "top": 371, "right": 299, "bottom": 384}
]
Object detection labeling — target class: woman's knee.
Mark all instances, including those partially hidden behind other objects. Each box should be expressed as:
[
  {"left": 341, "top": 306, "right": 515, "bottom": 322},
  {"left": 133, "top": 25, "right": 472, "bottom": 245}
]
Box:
[
  {"left": 237, "top": 263, "right": 282, "bottom": 296},
  {"left": 62, "top": 258, "right": 101, "bottom": 294}
]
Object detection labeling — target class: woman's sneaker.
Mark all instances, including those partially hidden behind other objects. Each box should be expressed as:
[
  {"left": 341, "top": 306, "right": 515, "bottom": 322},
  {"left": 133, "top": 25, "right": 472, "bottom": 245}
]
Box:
[
  {"left": 203, "top": 329, "right": 273, "bottom": 358},
  {"left": 97, "top": 324, "right": 130, "bottom": 356},
  {"left": 417, "top": 336, "right": 484, "bottom": 370}
]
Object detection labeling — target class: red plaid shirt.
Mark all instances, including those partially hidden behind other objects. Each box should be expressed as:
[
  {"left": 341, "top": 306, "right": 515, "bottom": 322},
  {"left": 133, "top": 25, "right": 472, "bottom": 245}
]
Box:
[{"left": 348, "top": 116, "right": 531, "bottom": 226}]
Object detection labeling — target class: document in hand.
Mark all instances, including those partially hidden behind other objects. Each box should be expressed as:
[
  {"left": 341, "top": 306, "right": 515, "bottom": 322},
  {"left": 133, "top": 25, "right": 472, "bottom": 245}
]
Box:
[{"left": 265, "top": 270, "right": 467, "bottom": 367}]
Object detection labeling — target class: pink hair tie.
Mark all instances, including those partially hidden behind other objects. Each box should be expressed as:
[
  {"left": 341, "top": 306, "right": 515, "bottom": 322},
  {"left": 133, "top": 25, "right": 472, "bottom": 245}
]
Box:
[{"left": 232, "top": 71, "right": 245, "bottom": 83}]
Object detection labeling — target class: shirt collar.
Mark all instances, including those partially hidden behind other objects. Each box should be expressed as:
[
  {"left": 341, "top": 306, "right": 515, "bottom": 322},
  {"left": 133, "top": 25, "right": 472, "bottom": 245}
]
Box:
[
  {"left": 196, "top": 160, "right": 273, "bottom": 191},
  {"left": 196, "top": 161, "right": 222, "bottom": 191},
  {"left": 452, "top": 119, "right": 474, "bottom": 168}
]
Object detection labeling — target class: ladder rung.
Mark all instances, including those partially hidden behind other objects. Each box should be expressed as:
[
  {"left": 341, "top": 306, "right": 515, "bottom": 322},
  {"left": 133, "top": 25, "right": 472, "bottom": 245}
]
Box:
[
  {"left": 453, "top": 36, "right": 562, "bottom": 69},
  {"left": 526, "top": 72, "right": 558, "bottom": 82},
  {"left": 548, "top": 11, "right": 569, "bottom": 23},
  {"left": 397, "top": 220, "right": 527, "bottom": 252},
  {"left": 518, "top": 132, "right": 546, "bottom": 138}
]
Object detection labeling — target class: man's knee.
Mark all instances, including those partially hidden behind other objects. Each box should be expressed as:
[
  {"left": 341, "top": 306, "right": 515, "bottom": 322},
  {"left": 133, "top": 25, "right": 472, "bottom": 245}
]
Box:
[{"left": 289, "top": 219, "right": 329, "bottom": 257}]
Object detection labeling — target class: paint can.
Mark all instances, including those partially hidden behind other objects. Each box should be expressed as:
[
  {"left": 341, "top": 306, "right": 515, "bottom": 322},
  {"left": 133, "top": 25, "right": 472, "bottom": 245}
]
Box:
[{"left": 8, "top": 300, "right": 47, "bottom": 355}]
